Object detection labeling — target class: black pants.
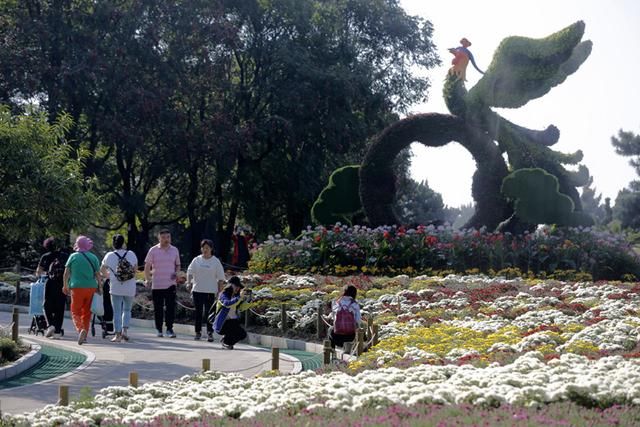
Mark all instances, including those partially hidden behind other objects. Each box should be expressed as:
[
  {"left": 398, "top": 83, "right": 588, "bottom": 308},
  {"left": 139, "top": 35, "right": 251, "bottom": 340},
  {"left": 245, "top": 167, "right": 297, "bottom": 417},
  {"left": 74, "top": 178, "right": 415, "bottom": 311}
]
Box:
[
  {"left": 152, "top": 286, "right": 176, "bottom": 331},
  {"left": 329, "top": 327, "right": 355, "bottom": 349},
  {"left": 44, "top": 279, "right": 66, "bottom": 333},
  {"left": 219, "top": 318, "right": 247, "bottom": 346},
  {"left": 192, "top": 291, "right": 216, "bottom": 334}
]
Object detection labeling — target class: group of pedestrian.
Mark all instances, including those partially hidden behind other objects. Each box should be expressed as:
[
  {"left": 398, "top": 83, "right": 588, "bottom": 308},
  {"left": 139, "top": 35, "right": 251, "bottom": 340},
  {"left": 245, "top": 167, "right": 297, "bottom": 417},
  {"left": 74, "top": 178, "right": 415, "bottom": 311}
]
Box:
[
  {"left": 36, "top": 229, "right": 250, "bottom": 348},
  {"left": 35, "top": 228, "right": 362, "bottom": 352}
]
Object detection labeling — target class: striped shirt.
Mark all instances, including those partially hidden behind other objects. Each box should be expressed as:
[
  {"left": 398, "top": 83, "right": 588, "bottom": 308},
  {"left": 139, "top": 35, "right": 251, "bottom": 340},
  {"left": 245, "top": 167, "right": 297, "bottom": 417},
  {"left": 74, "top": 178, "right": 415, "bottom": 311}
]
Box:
[{"left": 144, "top": 244, "right": 180, "bottom": 290}]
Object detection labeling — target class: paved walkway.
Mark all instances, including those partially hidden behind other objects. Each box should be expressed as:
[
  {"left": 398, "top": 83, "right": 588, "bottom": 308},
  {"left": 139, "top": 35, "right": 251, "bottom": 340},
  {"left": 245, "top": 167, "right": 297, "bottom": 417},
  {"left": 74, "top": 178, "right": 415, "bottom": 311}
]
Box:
[{"left": 0, "top": 311, "right": 298, "bottom": 415}]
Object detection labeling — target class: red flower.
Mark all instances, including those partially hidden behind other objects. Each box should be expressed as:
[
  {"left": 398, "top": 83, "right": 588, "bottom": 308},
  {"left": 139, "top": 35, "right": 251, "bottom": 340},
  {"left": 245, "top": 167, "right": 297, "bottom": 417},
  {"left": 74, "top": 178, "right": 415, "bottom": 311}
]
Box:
[
  {"left": 424, "top": 235, "right": 438, "bottom": 246},
  {"left": 383, "top": 231, "right": 391, "bottom": 240}
]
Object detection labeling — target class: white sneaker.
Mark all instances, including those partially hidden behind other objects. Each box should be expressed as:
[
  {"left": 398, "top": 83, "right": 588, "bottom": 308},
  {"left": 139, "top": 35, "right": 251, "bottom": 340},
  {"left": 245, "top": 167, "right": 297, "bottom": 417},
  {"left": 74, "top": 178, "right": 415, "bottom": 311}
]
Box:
[
  {"left": 78, "top": 329, "right": 88, "bottom": 345},
  {"left": 45, "top": 326, "right": 55, "bottom": 338}
]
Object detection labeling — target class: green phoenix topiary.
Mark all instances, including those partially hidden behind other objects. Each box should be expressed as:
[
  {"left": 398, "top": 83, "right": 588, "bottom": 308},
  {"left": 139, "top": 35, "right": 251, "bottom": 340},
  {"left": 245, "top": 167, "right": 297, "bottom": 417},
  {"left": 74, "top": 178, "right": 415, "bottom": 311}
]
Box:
[
  {"left": 501, "top": 168, "right": 594, "bottom": 227},
  {"left": 311, "top": 165, "right": 362, "bottom": 226},
  {"left": 361, "top": 21, "right": 593, "bottom": 229}
]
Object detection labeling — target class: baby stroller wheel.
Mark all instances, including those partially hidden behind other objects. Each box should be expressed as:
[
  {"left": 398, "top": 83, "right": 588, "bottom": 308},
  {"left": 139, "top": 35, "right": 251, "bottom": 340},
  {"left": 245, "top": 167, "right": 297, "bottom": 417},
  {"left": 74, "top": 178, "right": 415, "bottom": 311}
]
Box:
[{"left": 102, "top": 330, "right": 107, "bottom": 339}]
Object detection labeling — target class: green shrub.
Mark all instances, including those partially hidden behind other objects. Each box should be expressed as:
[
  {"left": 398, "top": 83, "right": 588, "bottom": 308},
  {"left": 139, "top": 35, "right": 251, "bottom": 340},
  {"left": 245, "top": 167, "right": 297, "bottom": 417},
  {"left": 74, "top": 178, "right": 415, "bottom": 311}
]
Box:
[{"left": 0, "top": 338, "right": 20, "bottom": 364}]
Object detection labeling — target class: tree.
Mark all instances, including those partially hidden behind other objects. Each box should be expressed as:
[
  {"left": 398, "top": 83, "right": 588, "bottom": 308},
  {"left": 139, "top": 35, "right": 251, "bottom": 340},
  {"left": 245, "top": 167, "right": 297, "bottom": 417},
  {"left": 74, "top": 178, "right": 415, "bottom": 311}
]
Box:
[
  {"left": 611, "top": 130, "right": 640, "bottom": 229},
  {"left": 580, "top": 177, "right": 605, "bottom": 224},
  {"left": 395, "top": 179, "right": 445, "bottom": 225},
  {"left": 0, "top": 0, "right": 441, "bottom": 261},
  {"left": 0, "top": 106, "right": 96, "bottom": 259}
]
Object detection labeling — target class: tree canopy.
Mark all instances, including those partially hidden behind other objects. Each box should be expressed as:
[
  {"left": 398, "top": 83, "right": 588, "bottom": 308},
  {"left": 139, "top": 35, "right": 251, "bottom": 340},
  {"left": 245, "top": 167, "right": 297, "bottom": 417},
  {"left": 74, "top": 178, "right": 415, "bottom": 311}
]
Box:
[
  {"left": 612, "top": 130, "right": 640, "bottom": 229},
  {"left": 0, "top": 106, "right": 95, "bottom": 258},
  {"left": 0, "top": 0, "right": 440, "bottom": 261}
]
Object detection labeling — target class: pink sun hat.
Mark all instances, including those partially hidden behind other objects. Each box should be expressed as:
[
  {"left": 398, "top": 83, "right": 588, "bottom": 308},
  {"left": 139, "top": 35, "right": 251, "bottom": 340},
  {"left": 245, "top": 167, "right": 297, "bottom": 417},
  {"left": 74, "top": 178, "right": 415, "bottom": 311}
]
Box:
[{"left": 73, "top": 235, "right": 93, "bottom": 252}]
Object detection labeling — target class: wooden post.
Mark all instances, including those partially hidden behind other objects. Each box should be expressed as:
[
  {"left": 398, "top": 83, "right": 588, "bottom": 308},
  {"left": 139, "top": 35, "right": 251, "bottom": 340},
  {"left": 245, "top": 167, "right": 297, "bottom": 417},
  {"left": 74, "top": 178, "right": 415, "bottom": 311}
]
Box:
[
  {"left": 316, "top": 302, "right": 324, "bottom": 340},
  {"left": 323, "top": 339, "right": 332, "bottom": 365},
  {"left": 356, "top": 328, "right": 364, "bottom": 356},
  {"left": 129, "top": 372, "right": 138, "bottom": 388},
  {"left": 202, "top": 358, "right": 211, "bottom": 372},
  {"left": 244, "top": 309, "right": 250, "bottom": 330},
  {"left": 58, "top": 385, "right": 69, "bottom": 406},
  {"left": 11, "top": 307, "right": 19, "bottom": 342},
  {"left": 372, "top": 324, "right": 379, "bottom": 346},
  {"left": 366, "top": 316, "right": 374, "bottom": 341},
  {"left": 271, "top": 347, "right": 279, "bottom": 371},
  {"left": 280, "top": 304, "right": 287, "bottom": 334},
  {"left": 14, "top": 261, "right": 20, "bottom": 305}
]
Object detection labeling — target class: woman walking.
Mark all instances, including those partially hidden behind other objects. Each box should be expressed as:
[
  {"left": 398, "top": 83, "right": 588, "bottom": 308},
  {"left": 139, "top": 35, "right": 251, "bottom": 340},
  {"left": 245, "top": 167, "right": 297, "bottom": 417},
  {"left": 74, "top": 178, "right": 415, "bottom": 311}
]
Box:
[
  {"left": 36, "top": 237, "right": 68, "bottom": 339},
  {"left": 63, "top": 235, "right": 102, "bottom": 345},
  {"left": 101, "top": 234, "right": 138, "bottom": 342},
  {"left": 187, "top": 239, "right": 225, "bottom": 341}
]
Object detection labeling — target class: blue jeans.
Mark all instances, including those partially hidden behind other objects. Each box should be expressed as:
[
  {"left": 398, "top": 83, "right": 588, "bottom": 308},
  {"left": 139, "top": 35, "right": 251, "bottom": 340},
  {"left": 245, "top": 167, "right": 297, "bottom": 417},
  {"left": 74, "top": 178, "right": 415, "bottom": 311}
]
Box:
[{"left": 111, "top": 294, "right": 134, "bottom": 333}]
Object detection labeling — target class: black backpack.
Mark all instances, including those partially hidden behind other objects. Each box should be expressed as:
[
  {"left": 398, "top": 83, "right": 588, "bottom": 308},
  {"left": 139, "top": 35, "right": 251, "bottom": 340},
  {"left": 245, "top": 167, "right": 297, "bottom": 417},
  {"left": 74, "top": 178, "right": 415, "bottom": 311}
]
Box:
[
  {"left": 113, "top": 250, "right": 136, "bottom": 282},
  {"left": 47, "top": 256, "right": 65, "bottom": 281}
]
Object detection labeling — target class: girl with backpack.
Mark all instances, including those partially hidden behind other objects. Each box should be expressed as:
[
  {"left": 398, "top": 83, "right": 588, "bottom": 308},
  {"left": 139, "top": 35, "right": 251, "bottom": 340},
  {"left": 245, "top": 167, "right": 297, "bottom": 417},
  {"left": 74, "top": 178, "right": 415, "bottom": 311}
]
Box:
[
  {"left": 329, "top": 285, "right": 362, "bottom": 349},
  {"left": 100, "top": 234, "right": 138, "bottom": 342}
]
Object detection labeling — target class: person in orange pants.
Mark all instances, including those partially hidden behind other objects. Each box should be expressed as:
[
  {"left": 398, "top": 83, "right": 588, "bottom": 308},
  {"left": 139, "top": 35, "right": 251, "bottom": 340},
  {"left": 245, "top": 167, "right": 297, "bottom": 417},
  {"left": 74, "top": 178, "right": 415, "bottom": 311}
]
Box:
[{"left": 63, "top": 235, "right": 102, "bottom": 345}]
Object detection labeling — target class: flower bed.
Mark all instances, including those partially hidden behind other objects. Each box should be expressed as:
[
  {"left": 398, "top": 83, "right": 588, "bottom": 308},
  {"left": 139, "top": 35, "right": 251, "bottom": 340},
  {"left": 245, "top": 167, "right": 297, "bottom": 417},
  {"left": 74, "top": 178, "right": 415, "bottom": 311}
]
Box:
[
  {"left": 249, "top": 225, "right": 640, "bottom": 280},
  {"left": 5, "top": 274, "right": 640, "bottom": 426},
  {"left": 7, "top": 352, "right": 640, "bottom": 425}
]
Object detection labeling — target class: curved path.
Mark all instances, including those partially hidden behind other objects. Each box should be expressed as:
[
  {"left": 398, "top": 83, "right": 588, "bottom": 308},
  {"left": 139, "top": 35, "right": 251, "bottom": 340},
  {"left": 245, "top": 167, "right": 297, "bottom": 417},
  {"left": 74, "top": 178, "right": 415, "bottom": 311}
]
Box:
[{"left": 0, "top": 311, "right": 299, "bottom": 415}]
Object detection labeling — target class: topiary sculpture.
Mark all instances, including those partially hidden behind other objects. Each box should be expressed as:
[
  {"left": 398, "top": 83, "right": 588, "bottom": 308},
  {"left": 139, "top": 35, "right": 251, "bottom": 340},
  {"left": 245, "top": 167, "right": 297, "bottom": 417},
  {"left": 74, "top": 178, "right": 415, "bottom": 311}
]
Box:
[
  {"left": 501, "top": 168, "right": 595, "bottom": 228},
  {"left": 360, "top": 21, "right": 593, "bottom": 229},
  {"left": 311, "top": 165, "right": 362, "bottom": 226}
]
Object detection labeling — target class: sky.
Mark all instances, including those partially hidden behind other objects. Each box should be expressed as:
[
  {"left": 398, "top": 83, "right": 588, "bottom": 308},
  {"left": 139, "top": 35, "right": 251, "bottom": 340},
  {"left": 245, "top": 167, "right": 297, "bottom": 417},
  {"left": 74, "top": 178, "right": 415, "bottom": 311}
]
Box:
[{"left": 401, "top": 0, "right": 640, "bottom": 208}]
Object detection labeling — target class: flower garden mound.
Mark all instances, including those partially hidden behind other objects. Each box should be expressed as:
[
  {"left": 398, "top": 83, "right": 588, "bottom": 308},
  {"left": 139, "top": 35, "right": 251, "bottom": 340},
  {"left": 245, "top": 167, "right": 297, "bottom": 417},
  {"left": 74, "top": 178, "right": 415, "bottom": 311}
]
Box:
[
  {"left": 5, "top": 274, "right": 640, "bottom": 426},
  {"left": 250, "top": 225, "right": 640, "bottom": 281}
]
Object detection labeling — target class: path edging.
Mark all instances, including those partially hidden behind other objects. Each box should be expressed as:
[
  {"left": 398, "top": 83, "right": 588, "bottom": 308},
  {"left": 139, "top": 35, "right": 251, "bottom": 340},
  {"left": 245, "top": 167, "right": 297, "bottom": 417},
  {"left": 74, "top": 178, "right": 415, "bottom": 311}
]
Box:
[
  {"left": 0, "top": 344, "right": 41, "bottom": 381},
  {"left": 0, "top": 305, "right": 353, "bottom": 365}
]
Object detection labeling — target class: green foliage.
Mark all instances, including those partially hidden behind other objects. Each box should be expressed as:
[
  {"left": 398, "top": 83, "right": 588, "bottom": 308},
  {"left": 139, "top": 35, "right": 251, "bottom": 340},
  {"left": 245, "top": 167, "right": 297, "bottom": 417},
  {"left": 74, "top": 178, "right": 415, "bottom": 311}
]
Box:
[
  {"left": 611, "top": 129, "right": 640, "bottom": 229},
  {"left": 311, "top": 165, "right": 362, "bottom": 226},
  {"left": 614, "top": 186, "right": 640, "bottom": 230},
  {"left": 0, "top": 0, "right": 441, "bottom": 260},
  {"left": 0, "top": 106, "right": 98, "bottom": 242},
  {"left": 502, "top": 168, "right": 594, "bottom": 227},
  {"left": 395, "top": 179, "right": 445, "bottom": 225},
  {"left": 611, "top": 129, "right": 640, "bottom": 176},
  {"left": 0, "top": 337, "right": 19, "bottom": 364},
  {"left": 467, "top": 21, "right": 591, "bottom": 108},
  {"left": 580, "top": 177, "right": 606, "bottom": 225},
  {"left": 362, "top": 22, "right": 592, "bottom": 231},
  {"left": 359, "top": 113, "right": 510, "bottom": 229}
]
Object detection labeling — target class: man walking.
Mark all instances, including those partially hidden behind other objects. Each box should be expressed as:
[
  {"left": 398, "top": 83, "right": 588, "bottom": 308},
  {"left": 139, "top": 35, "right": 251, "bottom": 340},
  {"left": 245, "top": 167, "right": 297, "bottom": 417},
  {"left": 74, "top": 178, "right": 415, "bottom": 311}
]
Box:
[{"left": 144, "top": 229, "right": 181, "bottom": 338}]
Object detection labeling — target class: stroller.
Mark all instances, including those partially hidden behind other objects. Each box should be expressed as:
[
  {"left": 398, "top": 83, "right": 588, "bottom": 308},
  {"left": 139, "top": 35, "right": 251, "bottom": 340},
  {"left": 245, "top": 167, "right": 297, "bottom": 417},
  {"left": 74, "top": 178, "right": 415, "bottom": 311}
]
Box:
[
  {"left": 28, "top": 276, "right": 48, "bottom": 336},
  {"left": 91, "top": 279, "right": 115, "bottom": 339}
]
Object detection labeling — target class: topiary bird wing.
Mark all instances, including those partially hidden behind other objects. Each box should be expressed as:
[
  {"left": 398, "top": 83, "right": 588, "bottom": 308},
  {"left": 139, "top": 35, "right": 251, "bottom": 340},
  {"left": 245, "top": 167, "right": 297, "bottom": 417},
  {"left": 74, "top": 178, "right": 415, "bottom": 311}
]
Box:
[{"left": 467, "top": 21, "right": 592, "bottom": 109}]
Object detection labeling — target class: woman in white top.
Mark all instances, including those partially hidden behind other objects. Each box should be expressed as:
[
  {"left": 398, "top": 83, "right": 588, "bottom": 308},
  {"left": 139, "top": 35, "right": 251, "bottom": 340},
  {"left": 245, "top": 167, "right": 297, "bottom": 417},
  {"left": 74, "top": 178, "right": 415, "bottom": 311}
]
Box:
[
  {"left": 187, "top": 239, "right": 226, "bottom": 341},
  {"left": 100, "top": 234, "right": 138, "bottom": 342}
]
